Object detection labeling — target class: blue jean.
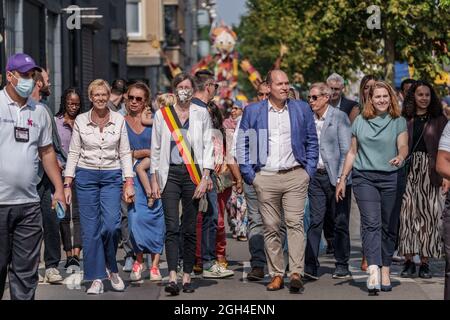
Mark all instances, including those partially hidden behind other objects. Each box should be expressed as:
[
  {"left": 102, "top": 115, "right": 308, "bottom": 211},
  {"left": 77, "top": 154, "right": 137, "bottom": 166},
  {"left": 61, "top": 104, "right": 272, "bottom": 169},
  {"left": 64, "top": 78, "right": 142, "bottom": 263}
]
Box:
[
  {"left": 202, "top": 184, "right": 219, "bottom": 269},
  {"left": 75, "top": 168, "right": 123, "bottom": 281},
  {"left": 352, "top": 169, "right": 399, "bottom": 267}
]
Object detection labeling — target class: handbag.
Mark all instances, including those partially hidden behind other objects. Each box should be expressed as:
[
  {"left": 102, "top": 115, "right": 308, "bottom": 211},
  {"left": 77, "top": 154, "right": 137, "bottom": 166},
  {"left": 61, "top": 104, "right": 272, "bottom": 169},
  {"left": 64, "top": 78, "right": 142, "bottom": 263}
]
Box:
[{"left": 215, "top": 168, "right": 235, "bottom": 193}]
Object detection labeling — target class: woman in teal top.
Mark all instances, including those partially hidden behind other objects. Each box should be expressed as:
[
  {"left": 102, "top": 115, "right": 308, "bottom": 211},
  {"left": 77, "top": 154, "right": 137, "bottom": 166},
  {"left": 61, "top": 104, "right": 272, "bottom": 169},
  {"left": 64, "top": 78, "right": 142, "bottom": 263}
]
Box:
[{"left": 336, "top": 81, "right": 408, "bottom": 296}]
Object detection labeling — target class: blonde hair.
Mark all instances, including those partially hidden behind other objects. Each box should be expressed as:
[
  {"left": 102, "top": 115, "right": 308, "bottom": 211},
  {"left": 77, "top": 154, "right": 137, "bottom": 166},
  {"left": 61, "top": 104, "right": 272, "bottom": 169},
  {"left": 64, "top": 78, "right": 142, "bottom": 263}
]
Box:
[
  {"left": 88, "top": 79, "right": 111, "bottom": 98},
  {"left": 157, "top": 93, "right": 177, "bottom": 108},
  {"left": 362, "top": 81, "right": 401, "bottom": 119}
]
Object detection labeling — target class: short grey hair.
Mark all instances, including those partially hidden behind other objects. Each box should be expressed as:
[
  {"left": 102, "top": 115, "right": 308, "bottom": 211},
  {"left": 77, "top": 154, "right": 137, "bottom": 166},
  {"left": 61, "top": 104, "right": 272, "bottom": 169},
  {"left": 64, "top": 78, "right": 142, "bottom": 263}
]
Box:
[
  {"left": 310, "top": 82, "right": 332, "bottom": 97},
  {"left": 327, "top": 73, "right": 345, "bottom": 86}
]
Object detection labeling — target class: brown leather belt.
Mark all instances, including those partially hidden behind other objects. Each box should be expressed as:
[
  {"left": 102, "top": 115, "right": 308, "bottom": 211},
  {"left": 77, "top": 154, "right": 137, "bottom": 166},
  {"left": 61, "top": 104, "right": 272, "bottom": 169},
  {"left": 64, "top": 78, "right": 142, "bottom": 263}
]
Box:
[{"left": 277, "top": 165, "right": 303, "bottom": 174}]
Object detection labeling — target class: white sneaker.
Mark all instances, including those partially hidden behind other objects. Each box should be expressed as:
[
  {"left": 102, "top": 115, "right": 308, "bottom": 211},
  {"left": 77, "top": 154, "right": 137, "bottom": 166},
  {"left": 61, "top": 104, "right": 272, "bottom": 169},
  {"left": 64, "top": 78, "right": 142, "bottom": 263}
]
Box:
[
  {"left": 122, "top": 257, "right": 134, "bottom": 272},
  {"left": 130, "top": 262, "right": 145, "bottom": 282},
  {"left": 150, "top": 267, "right": 162, "bottom": 281},
  {"left": 203, "top": 262, "right": 234, "bottom": 278},
  {"left": 109, "top": 272, "right": 125, "bottom": 291},
  {"left": 44, "top": 268, "right": 63, "bottom": 284},
  {"left": 87, "top": 279, "right": 104, "bottom": 295}
]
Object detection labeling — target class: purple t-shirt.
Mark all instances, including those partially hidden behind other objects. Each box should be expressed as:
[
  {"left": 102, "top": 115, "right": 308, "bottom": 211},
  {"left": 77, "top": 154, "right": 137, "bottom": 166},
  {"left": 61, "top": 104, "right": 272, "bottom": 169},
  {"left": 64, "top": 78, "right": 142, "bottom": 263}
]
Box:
[{"left": 54, "top": 115, "right": 73, "bottom": 156}]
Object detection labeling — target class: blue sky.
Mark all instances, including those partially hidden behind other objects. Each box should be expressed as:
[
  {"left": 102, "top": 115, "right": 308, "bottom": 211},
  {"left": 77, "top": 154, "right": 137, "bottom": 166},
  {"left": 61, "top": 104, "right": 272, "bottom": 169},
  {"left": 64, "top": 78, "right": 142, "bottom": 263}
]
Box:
[{"left": 216, "top": 0, "right": 248, "bottom": 27}]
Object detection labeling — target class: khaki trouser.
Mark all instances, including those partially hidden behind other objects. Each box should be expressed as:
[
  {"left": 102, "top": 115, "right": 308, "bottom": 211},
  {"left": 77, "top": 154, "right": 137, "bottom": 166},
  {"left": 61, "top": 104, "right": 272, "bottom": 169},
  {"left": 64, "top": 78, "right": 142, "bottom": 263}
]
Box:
[{"left": 253, "top": 167, "right": 309, "bottom": 277}]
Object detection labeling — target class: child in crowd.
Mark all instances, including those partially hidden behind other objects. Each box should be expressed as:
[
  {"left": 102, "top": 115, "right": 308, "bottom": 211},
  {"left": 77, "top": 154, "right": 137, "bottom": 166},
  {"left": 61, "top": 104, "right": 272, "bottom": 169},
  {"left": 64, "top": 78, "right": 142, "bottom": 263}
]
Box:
[{"left": 135, "top": 94, "right": 176, "bottom": 207}]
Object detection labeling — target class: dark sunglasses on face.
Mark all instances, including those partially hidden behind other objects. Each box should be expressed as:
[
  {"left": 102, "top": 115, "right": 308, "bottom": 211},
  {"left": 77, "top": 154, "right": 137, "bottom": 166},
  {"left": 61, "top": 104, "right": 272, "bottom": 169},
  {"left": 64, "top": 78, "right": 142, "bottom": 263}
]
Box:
[
  {"left": 257, "top": 92, "right": 269, "bottom": 97},
  {"left": 307, "top": 95, "right": 323, "bottom": 101},
  {"left": 128, "top": 95, "right": 144, "bottom": 102},
  {"left": 208, "top": 83, "right": 219, "bottom": 90}
]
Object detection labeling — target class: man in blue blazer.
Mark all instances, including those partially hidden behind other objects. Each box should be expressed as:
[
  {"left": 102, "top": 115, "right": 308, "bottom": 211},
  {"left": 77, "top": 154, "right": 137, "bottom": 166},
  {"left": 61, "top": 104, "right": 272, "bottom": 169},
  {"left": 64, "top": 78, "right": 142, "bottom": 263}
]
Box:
[
  {"left": 236, "top": 70, "right": 319, "bottom": 293},
  {"left": 303, "top": 83, "right": 352, "bottom": 281}
]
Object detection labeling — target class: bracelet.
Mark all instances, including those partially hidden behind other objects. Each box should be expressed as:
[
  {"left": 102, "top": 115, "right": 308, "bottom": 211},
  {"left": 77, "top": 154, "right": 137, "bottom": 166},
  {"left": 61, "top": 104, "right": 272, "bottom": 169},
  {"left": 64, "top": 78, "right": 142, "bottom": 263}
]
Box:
[
  {"left": 63, "top": 183, "right": 72, "bottom": 189},
  {"left": 202, "top": 175, "right": 210, "bottom": 181}
]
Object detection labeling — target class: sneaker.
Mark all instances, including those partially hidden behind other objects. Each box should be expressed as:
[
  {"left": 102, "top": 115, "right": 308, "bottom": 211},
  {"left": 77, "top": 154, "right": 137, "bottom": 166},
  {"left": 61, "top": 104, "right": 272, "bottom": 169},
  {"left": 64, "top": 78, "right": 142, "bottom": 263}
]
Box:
[
  {"left": 193, "top": 265, "right": 203, "bottom": 275},
  {"left": 418, "top": 263, "right": 432, "bottom": 279},
  {"left": 332, "top": 266, "right": 351, "bottom": 279},
  {"left": 303, "top": 271, "right": 319, "bottom": 281},
  {"left": 44, "top": 268, "right": 63, "bottom": 284},
  {"left": 87, "top": 279, "right": 104, "bottom": 295},
  {"left": 203, "top": 262, "right": 234, "bottom": 278},
  {"left": 400, "top": 260, "right": 416, "bottom": 278},
  {"left": 123, "top": 256, "right": 134, "bottom": 272},
  {"left": 109, "top": 272, "right": 125, "bottom": 291},
  {"left": 66, "top": 256, "right": 81, "bottom": 273},
  {"left": 39, "top": 273, "right": 44, "bottom": 283},
  {"left": 150, "top": 267, "right": 162, "bottom": 281},
  {"left": 130, "top": 262, "right": 145, "bottom": 282}
]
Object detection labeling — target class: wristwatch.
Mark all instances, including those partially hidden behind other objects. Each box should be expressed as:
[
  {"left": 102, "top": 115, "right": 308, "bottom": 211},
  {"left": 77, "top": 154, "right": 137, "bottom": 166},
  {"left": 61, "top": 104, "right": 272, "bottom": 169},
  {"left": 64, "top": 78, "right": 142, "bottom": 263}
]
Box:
[
  {"left": 203, "top": 175, "right": 210, "bottom": 181},
  {"left": 63, "top": 183, "right": 72, "bottom": 189}
]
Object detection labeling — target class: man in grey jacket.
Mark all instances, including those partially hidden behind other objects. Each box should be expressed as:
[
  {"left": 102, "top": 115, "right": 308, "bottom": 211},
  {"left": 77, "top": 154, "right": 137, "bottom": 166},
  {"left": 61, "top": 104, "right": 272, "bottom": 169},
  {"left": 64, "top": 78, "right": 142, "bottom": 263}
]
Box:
[{"left": 304, "top": 82, "right": 353, "bottom": 280}]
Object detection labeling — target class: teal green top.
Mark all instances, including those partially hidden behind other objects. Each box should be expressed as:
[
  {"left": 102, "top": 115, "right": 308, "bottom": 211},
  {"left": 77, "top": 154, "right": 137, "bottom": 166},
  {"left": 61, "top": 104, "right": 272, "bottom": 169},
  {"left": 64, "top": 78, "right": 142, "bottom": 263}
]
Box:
[{"left": 352, "top": 113, "right": 407, "bottom": 172}]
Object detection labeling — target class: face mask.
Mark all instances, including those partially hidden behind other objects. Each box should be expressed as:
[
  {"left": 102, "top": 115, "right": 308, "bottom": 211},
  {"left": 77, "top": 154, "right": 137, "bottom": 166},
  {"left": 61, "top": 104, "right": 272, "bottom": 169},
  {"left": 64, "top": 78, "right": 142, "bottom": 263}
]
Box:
[
  {"left": 176, "top": 89, "right": 193, "bottom": 103},
  {"left": 11, "top": 73, "right": 35, "bottom": 98}
]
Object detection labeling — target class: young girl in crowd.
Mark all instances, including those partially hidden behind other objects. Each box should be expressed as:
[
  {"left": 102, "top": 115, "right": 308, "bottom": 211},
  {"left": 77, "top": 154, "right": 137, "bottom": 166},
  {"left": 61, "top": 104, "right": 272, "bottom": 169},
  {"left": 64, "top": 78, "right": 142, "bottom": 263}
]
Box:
[{"left": 134, "top": 94, "right": 176, "bottom": 208}]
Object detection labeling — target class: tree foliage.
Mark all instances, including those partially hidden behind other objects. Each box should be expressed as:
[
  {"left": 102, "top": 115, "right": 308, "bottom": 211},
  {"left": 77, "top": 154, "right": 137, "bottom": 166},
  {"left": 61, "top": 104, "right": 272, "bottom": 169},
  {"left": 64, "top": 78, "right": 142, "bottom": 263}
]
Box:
[{"left": 236, "top": 0, "right": 450, "bottom": 89}]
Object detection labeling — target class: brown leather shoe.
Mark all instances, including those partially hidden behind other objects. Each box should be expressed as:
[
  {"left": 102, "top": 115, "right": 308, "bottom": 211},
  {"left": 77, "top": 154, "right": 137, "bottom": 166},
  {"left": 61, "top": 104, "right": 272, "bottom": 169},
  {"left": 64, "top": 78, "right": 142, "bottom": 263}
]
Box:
[
  {"left": 266, "top": 276, "right": 284, "bottom": 291},
  {"left": 247, "top": 267, "right": 265, "bottom": 281},
  {"left": 289, "top": 273, "right": 304, "bottom": 293}
]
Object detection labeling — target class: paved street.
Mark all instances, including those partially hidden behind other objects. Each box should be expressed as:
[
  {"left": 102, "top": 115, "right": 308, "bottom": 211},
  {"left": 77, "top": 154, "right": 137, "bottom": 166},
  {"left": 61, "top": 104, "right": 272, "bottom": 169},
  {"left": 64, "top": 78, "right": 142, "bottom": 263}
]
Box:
[{"left": 2, "top": 197, "right": 446, "bottom": 300}]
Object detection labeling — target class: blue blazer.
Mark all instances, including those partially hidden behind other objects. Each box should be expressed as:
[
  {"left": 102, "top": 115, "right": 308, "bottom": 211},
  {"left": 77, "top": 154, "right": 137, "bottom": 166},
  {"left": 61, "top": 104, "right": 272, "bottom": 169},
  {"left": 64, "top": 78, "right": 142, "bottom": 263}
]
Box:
[{"left": 236, "top": 99, "right": 319, "bottom": 185}]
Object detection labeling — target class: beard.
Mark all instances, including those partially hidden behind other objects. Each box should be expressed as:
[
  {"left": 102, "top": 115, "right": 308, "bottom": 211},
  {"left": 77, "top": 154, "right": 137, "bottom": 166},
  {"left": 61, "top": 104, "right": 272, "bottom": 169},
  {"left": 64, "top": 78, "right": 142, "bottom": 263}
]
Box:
[{"left": 40, "top": 87, "right": 51, "bottom": 98}]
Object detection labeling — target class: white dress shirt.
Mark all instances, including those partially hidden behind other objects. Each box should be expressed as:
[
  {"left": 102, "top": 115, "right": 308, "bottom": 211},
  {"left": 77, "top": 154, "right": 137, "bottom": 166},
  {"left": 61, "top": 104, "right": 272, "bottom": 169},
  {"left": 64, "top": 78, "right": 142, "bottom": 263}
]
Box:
[
  {"left": 262, "top": 100, "right": 300, "bottom": 173},
  {"left": 65, "top": 110, "right": 134, "bottom": 178},
  {"left": 151, "top": 103, "right": 214, "bottom": 191},
  {"left": 314, "top": 105, "right": 330, "bottom": 169}
]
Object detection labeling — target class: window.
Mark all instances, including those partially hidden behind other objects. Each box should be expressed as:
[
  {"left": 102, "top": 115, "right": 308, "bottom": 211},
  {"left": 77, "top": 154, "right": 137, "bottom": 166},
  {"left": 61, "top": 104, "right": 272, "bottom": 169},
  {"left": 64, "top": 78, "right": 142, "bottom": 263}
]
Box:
[
  {"left": 3, "top": 0, "right": 16, "bottom": 59},
  {"left": 164, "top": 5, "right": 179, "bottom": 47},
  {"left": 126, "top": 0, "right": 142, "bottom": 37}
]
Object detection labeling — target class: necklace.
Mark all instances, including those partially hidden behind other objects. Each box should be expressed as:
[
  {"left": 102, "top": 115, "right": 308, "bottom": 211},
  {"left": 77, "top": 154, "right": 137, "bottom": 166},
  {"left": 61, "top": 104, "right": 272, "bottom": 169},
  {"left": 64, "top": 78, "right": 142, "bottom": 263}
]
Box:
[{"left": 417, "top": 113, "right": 429, "bottom": 122}]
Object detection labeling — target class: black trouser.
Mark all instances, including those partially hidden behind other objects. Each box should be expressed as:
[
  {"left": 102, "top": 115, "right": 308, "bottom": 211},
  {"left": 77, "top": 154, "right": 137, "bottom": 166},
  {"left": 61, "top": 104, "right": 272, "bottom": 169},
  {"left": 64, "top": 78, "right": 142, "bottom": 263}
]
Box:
[
  {"left": 305, "top": 170, "right": 351, "bottom": 273},
  {"left": 59, "top": 186, "right": 82, "bottom": 253},
  {"left": 37, "top": 174, "right": 61, "bottom": 269},
  {"left": 161, "top": 165, "right": 199, "bottom": 274},
  {"left": 0, "top": 203, "right": 43, "bottom": 300},
  {"left": 443, "top": 193, "right": 450, "bottom": 300},
  {"left": 352, "top": 169, "right": 398, "bottom": 267}
]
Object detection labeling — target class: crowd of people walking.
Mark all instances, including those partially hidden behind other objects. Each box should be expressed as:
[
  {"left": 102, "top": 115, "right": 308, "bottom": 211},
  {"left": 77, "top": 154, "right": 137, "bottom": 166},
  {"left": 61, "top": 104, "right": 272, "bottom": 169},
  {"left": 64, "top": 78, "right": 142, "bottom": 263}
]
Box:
[{"left": 1, "top": 53, "right": 450, "bottom": 300}]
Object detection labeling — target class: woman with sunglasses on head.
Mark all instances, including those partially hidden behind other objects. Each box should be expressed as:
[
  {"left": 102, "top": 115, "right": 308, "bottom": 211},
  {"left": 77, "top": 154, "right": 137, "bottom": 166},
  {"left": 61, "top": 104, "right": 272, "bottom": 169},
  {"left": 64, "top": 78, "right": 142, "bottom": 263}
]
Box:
[
  {"left": 124, "top": 82, "right": 166, "bottom": 283},
  {"left": 54, "top": 87, "right": 83, "bottom": 271},
  {"left": 397, "top": 80, "right": 449, "bottom": 279},
  {"left": 64, "top": 79, "right": 135, "bottom": 295},
  {"left": 336, "top": 81, "right": 408, "bottom": 295}
]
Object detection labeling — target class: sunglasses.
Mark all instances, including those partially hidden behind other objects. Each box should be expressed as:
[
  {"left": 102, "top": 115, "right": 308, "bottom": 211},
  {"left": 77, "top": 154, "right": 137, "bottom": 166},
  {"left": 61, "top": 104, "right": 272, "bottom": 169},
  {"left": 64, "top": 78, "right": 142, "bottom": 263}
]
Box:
[
  {"left": 307, "top": 95, "right": 324, "bottom": 101},
  {"left": 257, "top": 92, "right": 270, "bottom": 97},
  {"left": 208, "top": 83, "right": 219, "bottom": 90},
  {"left": 128, "top": 95, "right": 144, "bottom": 102}
]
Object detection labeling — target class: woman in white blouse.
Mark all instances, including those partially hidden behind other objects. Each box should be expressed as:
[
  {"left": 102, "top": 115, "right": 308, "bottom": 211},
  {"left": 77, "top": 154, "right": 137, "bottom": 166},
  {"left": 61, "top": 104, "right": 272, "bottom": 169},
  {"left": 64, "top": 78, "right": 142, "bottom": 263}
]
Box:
[
  {"left": 150, "top": 73, "right": 214, "bottom": 295},
  {"left": 64, "top": 79, "right": 135, "bottom": 295}
]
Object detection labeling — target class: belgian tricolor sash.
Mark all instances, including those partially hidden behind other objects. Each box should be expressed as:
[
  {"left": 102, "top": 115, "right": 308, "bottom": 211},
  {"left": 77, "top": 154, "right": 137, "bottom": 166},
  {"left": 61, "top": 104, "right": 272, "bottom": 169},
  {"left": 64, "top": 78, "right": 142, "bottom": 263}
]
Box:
[{"left": 160, "top": 106, "right": 202, "bottom": 185}]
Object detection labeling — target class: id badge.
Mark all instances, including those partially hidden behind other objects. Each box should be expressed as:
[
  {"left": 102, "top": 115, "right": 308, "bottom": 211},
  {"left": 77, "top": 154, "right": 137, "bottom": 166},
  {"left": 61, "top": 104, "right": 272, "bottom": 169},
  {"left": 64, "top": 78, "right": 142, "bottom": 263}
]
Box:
[{"left": 14, "top": 127, "right": 30, "bottom": 143}]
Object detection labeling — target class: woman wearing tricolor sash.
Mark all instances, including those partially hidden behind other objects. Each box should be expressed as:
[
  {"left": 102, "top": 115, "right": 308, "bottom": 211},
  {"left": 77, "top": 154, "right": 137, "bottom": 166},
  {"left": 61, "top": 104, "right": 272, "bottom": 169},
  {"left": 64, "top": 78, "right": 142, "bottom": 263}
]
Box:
[{"left": 150, "top": 73, "right": 215, "bottom": 295}]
